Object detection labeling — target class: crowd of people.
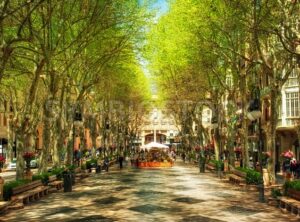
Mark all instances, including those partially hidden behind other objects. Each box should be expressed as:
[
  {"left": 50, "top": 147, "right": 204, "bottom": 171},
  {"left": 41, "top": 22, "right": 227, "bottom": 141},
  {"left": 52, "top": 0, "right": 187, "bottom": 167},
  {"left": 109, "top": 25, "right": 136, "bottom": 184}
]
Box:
[{"left": 130, "top": 149, "right": 176, "bottom": 167}]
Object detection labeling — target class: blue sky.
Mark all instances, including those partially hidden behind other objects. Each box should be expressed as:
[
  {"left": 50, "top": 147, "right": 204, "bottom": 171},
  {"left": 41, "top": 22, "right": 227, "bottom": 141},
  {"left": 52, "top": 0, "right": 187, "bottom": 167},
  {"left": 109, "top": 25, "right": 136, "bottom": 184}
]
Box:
[
  {"left": 139, "top": 0, "right": 169, "bottom": 94},
  {"left": 152, "top": 0, "right": 169, "bottom": 16}
]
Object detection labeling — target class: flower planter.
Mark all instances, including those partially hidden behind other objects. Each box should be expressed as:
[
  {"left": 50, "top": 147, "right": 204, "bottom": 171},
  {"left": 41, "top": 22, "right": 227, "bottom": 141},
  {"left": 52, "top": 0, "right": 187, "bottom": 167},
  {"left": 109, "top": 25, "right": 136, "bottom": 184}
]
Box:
[
  {"left": 24, "top": 170, "right": 33, "bottom": 181},
  {"left": 223, "top": 160, "right": 229, "bottom": 172},
  {"left": 234, "top": 161, "right": 240, "bottom": 168}
]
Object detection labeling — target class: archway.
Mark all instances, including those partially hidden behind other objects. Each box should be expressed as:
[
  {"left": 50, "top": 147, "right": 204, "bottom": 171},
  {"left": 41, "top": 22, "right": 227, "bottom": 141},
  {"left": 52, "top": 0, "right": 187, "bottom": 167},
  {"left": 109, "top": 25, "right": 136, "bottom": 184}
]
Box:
[{"left": 145, "top": 133, "right": 167, "bottom": 144}]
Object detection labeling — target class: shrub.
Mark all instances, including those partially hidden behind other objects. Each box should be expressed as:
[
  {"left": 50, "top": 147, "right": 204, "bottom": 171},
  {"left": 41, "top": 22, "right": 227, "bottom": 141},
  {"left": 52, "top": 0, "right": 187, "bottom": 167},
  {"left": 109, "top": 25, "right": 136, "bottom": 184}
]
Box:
[
  {"left": 271, "top": 188, "right": 282, "bottom": 198},
  {"left": 210, "top": 160, "right": 224, "bottom": 171},
  {"left": 81, "top": 164, "right": 87, "bottom": 170},
  {"left": 284, "top": 180, "right": 300, "bottom": 194},
  {"left": 32, "top": 172, "right": 51, "bottom": 185},
  {"left": 236, "top": 167, "right": 262, "bottom": 185},
  {"left": 86, "top": 159, "right": 97, "bottom": 169},
  {"left": 51, "top": 167, "right": 65, "bottom": 179},
  {"left": 3, "top": 179, "right": 30, "bottom": 200},
  {"left": 66, "top": 164, "right": 77, "bottom": 172}
]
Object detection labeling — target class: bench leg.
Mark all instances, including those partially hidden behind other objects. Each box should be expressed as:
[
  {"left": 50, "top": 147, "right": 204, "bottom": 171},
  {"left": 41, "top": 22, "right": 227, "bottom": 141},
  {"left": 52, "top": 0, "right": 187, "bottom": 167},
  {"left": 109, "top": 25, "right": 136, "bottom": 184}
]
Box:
[
  {"left": 23, "top": 197, "right": 29, "bottom": 204},
  {"left": 279, "top": 200, "right": 285, "bottom": 209},
  {"left": 29, "top": 194, "right": 35, "bottom": 202},
  {"left": 286, "top": 203, "right": 292, "bottom": 212}
]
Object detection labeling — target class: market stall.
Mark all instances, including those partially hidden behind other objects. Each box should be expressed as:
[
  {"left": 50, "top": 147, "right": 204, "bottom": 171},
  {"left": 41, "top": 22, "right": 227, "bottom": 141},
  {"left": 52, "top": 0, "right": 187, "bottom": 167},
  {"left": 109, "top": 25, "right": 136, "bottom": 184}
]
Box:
[{"left": 135, "top": 142, "right": 174, "bottom": 168}]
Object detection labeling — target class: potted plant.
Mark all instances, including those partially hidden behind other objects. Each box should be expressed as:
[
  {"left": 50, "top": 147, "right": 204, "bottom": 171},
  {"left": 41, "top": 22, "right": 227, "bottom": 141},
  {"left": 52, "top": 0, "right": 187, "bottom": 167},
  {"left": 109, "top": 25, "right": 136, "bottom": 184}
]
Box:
[
  {"left": 234, "top": 147, "right": 242, "bottom": 167},
  {"left": 261, "top": 151, "right": 271, "bottom": 168},
  {"left": 23, "top": 151, "right": 35, "bottom": 181},
  {"left": 0, "top": 155, "right": 6, "bottom": 172},
  {"left": 281, "top": 150, "right": 294, "bottom": 180},
  {"left": 234, "top": 147, "right": 242, "bottom": 160},
  {"left": 23, "top": 151, "right": 35, "bottom": 170}
]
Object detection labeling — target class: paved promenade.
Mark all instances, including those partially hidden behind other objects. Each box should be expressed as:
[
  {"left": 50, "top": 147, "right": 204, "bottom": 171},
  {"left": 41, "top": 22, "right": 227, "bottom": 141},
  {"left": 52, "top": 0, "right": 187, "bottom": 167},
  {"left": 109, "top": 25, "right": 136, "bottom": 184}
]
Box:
[{"left": 1, "top": 163, "right": 298, "bottom": 222}]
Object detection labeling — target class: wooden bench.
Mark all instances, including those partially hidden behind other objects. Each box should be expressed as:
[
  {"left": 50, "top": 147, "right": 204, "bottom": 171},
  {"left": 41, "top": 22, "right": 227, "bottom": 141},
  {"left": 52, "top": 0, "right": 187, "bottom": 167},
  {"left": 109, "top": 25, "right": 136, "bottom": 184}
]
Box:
[
  {"left": 75, "top": 171, "right": 89, "bottom": 180},
  {"left": 227, "top": 169, "right": 246, "bottom": 185},
  {"left": 206, "top": 162, "right": 216, "bottom": 171},
  {"left": 0, "top": 201, "right": 11, "bottom": 214},
  {"left": 11, "top": 180, "right": 49, "bottom": 204},
  {"left": 48, "top": 175, "right": 63, "bottom": 191},
  {"left": 278, "top": 189, "right": 300, "bottom": 216}
]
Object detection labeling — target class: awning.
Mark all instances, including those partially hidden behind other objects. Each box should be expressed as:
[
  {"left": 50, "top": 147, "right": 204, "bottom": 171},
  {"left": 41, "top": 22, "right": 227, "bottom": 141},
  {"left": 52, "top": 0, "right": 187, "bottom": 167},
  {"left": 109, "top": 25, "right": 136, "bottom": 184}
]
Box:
[{"left": 141, "top": 142, "right": 169, "bottom": 150}]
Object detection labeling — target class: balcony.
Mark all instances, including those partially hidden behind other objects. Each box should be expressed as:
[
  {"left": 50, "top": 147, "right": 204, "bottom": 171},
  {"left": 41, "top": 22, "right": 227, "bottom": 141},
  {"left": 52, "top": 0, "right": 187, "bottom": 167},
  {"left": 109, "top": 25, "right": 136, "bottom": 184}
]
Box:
[
  {"left": 284, "top": 78, "right": 298, "bottom": 88},
  {"left": 277, "top": 117, "right": 300, "bottom": 130}
]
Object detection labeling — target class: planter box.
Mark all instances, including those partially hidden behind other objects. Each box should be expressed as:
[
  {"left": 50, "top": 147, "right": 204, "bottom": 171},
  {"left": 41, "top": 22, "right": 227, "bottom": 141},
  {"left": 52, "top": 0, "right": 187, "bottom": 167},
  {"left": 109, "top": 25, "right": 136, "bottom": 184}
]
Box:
[
  {"left": 288, "top": 189, "right": 300, "bottom": 201},
  {"left": 234, "top": 161, "right": 240, "bottom": 168}
]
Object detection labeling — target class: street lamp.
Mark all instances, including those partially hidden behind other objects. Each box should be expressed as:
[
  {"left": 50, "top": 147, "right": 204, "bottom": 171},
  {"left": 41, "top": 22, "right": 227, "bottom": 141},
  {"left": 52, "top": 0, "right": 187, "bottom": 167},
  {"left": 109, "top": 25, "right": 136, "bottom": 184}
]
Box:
[
  {"left": 247, "top": 95, "right": 265, "bottom": 203},
  {"left": 73, "top": 105, "right": 83, "bottom": 165}
]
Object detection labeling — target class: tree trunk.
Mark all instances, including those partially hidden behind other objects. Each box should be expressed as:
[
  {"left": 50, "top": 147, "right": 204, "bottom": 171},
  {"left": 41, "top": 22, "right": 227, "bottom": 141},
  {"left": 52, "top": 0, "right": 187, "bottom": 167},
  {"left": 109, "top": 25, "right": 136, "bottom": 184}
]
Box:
[
  {"left": 240, "top": 73, "right": 249, "bottom": 168},
  {"left": 267, "top": 88, "right": 278, "bottom": 184},
  {"left": 66, "top": 133, "right": 73, "bottom": 165},
  {"left": 15, "top": 132, "right": 25, "bottom": 180},
  {"left": 39, "top": 104, "right": 52, "bottom": 173},
  {"left": 52, "top": 137, "right": 60, "bottom": 167}
]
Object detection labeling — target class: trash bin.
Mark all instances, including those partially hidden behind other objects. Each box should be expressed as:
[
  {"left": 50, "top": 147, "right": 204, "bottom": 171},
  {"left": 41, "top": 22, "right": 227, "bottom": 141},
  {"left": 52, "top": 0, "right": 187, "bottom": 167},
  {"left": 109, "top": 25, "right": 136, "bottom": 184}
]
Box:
[
  {"left": 96, "top": 165, "right": 101, "bottom": 173},
  {"left": 63, "top": 172, "right": 72, "bottom": 192}
]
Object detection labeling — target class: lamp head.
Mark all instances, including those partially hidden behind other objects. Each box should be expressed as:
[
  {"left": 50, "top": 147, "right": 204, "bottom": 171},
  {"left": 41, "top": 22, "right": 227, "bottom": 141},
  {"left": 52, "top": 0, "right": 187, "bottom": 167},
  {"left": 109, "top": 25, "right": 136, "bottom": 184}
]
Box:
[{"left": 247, "top": 98, "right": 261, "bottom": 120}]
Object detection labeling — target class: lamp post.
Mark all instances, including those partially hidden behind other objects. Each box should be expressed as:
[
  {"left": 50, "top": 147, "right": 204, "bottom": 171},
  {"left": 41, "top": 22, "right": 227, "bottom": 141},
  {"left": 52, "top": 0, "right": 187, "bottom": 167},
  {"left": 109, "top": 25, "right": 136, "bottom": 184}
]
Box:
[
  {"left": 247, "top": 95, "right": 264, "bottom": 202},
  {"left": 73, "top": 105, "right": 83, "bottom": 166}
]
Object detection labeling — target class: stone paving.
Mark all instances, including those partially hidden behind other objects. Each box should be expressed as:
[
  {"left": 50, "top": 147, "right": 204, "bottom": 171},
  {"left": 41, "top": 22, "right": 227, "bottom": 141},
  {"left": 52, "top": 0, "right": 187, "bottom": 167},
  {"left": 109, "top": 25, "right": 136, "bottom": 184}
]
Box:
[{"left": 1, "top": 163, "right": 299, "bottom": 222}]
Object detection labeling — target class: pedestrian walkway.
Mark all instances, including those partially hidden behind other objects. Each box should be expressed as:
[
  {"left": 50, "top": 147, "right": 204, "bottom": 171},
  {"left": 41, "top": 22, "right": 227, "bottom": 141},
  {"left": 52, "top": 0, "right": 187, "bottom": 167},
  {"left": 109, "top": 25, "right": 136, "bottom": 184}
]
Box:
[{"left": 1, "top": 163, "right": 298, "bottom": 222}]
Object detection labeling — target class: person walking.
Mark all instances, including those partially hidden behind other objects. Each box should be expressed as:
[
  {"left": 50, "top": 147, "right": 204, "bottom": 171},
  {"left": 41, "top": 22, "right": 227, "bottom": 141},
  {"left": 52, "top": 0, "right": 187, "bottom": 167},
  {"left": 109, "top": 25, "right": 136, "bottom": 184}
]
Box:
[
  {"left": 181, "top": 153, "right": 186, "bottom": 163},
  {"left": 103, "top": 156, "right": 109, "bottom": 172},
  {"left": 119, "top": 154, "right": 124, "bottom": 169}
]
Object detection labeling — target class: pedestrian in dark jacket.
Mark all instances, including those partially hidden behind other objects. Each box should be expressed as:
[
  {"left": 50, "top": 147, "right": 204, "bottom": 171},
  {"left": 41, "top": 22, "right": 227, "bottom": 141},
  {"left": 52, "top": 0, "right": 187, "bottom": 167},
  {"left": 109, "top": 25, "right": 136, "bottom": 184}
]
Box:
[{"left": 119, "top": 155, "right": 124, "bottom": 169}]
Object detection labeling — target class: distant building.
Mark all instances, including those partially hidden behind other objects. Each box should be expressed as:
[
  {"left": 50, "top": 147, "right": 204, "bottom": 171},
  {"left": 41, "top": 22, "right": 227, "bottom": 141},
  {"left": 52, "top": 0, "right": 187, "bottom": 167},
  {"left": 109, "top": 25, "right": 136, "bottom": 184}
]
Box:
[{"left": 140, "top": 108, "right": 179, "bottom": 146}]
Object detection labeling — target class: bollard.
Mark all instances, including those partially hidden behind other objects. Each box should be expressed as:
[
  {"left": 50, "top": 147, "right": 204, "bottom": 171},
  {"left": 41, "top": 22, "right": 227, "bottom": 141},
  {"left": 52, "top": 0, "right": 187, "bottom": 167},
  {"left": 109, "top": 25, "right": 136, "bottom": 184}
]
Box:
[
  {"left": 0, "top": 176, "right": 4, "bottom": 201},
  {"left": 96, "top": 165, "right": 101, "bottom": 173},
  {"left": 63, "top": 172, "right": 72, "bottom": 192},
  {"left": 224, "top": 160, "right": 229, "bottom": 172}
]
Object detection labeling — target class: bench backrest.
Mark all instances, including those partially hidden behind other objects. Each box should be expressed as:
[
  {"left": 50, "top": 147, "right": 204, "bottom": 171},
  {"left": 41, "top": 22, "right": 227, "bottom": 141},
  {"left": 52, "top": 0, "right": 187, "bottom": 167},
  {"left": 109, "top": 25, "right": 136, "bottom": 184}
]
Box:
[
  {"left": 288, "top": 189, "right": 300, "bottom": 201},
  {"left": 12, "top": 180, "right": 43, "bottom": 195},
  {"left": 207, "top": 162, "right": 216, "bottom": 167},
  {"left": 232, "top": 169, "right": 246, "bottom": 178},
  {"left": 48, "top": 175, "right": 57, "bottom": 182}
]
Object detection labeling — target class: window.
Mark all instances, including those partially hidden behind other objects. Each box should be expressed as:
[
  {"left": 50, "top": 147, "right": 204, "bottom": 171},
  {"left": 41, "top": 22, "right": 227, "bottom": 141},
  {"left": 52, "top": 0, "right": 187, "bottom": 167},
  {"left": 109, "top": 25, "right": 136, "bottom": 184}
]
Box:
[
  {"left": 286, "top": 58, "right": 298, "bottom": 87},
  {"left": 286, "top": 92, "right": 299, "bottom": 117}
]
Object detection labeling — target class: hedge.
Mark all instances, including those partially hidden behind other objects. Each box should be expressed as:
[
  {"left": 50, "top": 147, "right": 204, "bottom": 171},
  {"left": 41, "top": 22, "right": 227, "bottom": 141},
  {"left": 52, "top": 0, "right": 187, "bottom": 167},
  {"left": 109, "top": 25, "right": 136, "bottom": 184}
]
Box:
[
  {"left": 284, "top": 180, "right": 300, "bottom": 193},
  {"left": 3, "top": 179, "right": 30, "bottom": 201},
  {"left": 236, "top": 167, "right": 262, "bottom": 185}
]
